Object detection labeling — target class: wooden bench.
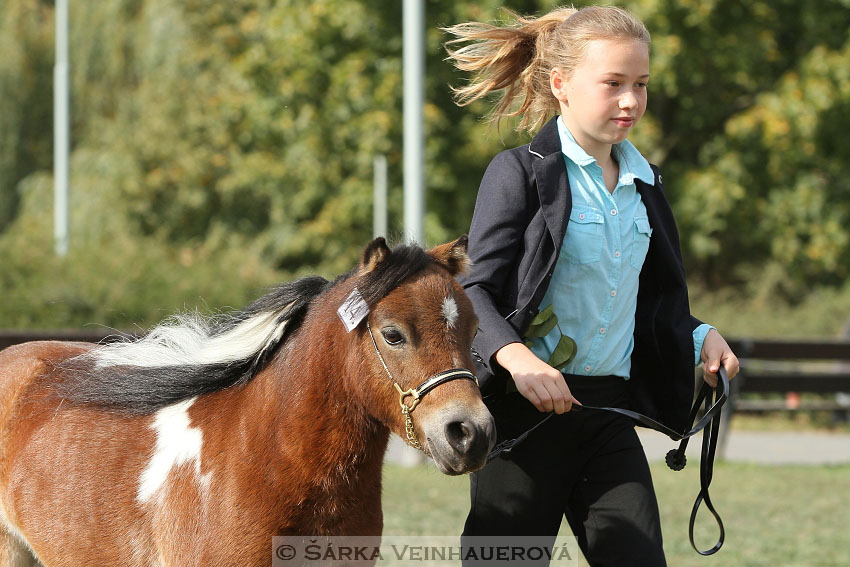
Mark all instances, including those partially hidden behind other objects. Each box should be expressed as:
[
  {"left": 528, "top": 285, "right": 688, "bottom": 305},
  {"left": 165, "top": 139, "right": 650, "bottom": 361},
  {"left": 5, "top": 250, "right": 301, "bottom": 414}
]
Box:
[
  {"left": 706, "top": 339, "right": 850, "bottom": 457},
  {"left": 725, "top": 338, "right": 850, "bottom": 412}
]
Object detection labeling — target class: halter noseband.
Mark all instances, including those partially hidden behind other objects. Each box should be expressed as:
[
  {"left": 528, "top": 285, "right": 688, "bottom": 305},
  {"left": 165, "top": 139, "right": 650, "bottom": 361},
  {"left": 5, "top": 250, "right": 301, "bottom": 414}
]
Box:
[{"left": 366, "top": 321, "right": 478, "bottom": 453}]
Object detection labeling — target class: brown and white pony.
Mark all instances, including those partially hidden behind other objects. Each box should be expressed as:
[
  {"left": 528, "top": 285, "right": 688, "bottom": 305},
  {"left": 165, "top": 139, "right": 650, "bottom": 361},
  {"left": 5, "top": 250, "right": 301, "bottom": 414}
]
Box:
[{"left": 0, "top": 236, "right": 494, "bottom": 567}]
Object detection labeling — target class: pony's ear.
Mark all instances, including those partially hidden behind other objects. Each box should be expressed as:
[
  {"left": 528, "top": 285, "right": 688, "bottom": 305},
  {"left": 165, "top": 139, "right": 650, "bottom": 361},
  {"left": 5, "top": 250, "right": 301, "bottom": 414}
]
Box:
[
  {"left": 360, "top": 237, "right": 392, "bottom": 274},
  {"left": 428, "top": 235, "right": 470, "bottom": 277}
]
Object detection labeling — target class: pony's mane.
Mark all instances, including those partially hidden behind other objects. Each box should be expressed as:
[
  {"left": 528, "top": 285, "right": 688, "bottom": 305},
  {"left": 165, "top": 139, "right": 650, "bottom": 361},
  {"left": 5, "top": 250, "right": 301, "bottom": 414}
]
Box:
[{"left": 56, "top": 243, "right": 436, "bottom": 414}]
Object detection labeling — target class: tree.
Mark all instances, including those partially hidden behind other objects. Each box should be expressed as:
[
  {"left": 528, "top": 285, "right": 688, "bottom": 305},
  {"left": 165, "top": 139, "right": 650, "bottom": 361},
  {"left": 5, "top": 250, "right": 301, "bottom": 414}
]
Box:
[
  {"left": 2, "top": 0, "right": 850, "bottom": 329},
  {"left": 0, "top": 0, "right": 54, "bottom": 231}
]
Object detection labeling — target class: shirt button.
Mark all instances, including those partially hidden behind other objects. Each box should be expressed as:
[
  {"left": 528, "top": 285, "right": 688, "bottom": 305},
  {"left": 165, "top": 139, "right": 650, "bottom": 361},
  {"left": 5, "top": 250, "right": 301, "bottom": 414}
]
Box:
[
  {"left": 600, "top": 328, "right": 606, "bottom": 334},
  {"left": 614, "top": 250, "right": 621, "bottom": 258},
  {"left": 579, "top": 213, "right": 585, "bottom": 220},
  {"left": 585, "top": 365, "right": 592, "bottom": 372},
  {"left": 610, "top": 290, "right": 617, "bottom": 297},
  {"left": 610, "top": 209, "right": 618, "bottom": 216}
]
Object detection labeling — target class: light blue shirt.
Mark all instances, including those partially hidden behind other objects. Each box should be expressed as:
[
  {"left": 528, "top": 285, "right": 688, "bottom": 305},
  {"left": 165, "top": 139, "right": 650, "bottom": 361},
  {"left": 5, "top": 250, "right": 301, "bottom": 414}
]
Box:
[{"left": 530, "top": 117, "right": 712, "bottom": 378}]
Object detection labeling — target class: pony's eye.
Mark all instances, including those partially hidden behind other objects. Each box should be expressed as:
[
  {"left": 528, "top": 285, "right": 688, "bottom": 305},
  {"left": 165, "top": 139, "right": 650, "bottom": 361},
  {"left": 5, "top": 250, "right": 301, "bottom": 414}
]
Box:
[{"left": 381, "top": 328, "right": 405, "bottom": 346}]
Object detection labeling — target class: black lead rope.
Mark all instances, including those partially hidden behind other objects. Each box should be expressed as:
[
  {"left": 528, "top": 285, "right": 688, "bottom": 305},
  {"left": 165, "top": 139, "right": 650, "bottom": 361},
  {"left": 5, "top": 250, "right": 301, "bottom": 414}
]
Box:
[{"left": 486, "top": 368, "right": 730, "bottom": 556}]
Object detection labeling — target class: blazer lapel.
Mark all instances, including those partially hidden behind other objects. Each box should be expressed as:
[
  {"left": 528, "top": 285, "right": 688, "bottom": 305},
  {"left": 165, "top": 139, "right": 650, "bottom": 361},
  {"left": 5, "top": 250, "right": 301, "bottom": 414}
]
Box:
[
  {"left": 534, "top": 154, "right": 570, "bottom": 250},
  {"left": 637, "top": 176, "right": 686, "bottom": 287},
  {"left": 530, "top": 118, "right": 571, "bottom": 252}
]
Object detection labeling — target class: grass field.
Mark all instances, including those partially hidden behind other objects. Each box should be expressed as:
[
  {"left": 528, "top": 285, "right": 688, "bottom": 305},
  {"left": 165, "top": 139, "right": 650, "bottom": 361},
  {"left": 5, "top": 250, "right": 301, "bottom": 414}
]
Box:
[{"left": 382, "top": 460, "right": 850, "bottom": 566}]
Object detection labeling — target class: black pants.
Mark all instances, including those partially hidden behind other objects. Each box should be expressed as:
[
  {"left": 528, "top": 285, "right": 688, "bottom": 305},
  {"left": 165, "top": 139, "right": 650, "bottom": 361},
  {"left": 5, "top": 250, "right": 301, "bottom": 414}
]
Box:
[{"left": 463, "top": 375, "right": 666, "bottom": 566}]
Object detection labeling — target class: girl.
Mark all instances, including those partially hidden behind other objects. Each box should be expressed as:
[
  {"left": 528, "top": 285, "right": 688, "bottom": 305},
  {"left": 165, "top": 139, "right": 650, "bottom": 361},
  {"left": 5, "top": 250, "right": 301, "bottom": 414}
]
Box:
[{"left": 444, "top": 5, "right": 739, "bottom": 565}]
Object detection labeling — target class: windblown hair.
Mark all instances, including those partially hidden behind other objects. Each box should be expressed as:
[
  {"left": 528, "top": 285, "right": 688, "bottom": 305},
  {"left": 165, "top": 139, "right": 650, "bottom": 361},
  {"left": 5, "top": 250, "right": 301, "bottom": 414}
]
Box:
[
  {"left": 443, "top": 5, "right": 650, "bottom": 133},
  {"left": 56, "top": 243, "right": 437, "bottom": 414}
]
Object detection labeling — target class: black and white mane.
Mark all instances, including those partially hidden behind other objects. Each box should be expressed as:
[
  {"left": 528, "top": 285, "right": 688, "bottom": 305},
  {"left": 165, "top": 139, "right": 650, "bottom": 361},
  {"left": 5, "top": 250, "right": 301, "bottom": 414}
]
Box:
[{"left": 56, "top": 243, "right": 436, "bottom": 414}]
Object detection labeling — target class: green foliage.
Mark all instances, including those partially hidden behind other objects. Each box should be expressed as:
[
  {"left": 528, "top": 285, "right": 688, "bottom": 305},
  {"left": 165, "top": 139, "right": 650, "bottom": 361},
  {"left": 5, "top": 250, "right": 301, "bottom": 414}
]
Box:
[
  {"left": 2, "top": 0, "right": 850, "bottom": 329},
  {"left": 524, "top": 304, "right": 558, "bottom": 338},
  {"left": 689, "top": 275, "right": 850, "bottom": 339},
  {"left": 0, "top": 0, "right": 54, "bottom": 230},
  {"left": 523, "top": 304, "right": 578, "bottom": 370},
  {"left": 634, "top": 0, "right": 850, "bottom": 294},
  {"left": 0, "top": 166, "right": 280, "bottom": 329},
  {"left": 549, "top": 334, "right": 579, "bottom": 370}
]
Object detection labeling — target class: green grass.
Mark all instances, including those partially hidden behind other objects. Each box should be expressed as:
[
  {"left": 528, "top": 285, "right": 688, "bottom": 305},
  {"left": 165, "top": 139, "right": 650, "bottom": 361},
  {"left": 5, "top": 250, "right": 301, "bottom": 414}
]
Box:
[{"left": 382, "top": 461, "right": 850, "bottom": 566}]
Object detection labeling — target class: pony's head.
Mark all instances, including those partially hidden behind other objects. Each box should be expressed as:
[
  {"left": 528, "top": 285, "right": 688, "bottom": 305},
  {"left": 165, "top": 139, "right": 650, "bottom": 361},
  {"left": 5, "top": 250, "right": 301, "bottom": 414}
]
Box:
[
  {"left": 52, "top": 235, "right": 495, "bottom": 475},
  {"left": 340, "top": 236, "right": 495, "bottom": 474}
]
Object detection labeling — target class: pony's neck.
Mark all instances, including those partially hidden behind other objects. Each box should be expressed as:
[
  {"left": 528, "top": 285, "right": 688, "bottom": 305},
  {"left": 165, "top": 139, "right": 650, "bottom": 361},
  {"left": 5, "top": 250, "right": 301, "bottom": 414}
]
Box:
[
  {"left": 278, "top": 334, "right": 390, "bottom": 461},
  {"left": 236, "top": 315, "right": 391, "bottom": 528}
]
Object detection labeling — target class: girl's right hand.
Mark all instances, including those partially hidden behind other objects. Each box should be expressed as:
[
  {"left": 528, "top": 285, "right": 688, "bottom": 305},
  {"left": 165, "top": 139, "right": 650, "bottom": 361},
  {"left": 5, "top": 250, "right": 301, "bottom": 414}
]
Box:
[{"left": 494, "top": 342, "right": 580, "bottom": 414}]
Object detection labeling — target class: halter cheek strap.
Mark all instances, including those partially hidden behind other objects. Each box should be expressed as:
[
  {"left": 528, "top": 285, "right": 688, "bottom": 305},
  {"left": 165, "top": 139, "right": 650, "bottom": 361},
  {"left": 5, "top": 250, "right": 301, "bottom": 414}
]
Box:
[{"left": 366, "top": 322, "right": 478, "bottom": 453}]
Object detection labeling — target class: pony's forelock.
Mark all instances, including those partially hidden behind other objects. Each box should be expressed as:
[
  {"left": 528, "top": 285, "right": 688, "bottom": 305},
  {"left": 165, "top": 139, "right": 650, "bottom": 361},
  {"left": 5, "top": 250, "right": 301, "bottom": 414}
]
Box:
[{"left": 356, "top": 243, "right": 435, "bottom": 307}]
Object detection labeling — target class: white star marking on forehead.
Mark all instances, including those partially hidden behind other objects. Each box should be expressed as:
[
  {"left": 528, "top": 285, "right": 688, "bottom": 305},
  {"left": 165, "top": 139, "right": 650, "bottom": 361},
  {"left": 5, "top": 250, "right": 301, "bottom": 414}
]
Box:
[{"left": 442, "top": 296, "right": 459, "bottom": 329}]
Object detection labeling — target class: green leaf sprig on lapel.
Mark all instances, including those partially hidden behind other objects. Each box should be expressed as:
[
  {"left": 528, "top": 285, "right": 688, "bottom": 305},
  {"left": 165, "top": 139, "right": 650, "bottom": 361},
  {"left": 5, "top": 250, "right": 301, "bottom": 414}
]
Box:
[{"left": 523, "top": 304, "right": 578, "bottom": 370}]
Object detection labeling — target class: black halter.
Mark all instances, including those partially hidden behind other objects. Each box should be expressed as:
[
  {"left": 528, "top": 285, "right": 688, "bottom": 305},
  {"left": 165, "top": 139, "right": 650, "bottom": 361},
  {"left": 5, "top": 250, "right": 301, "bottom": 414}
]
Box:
[
  {"left": 487, "top": 367, "right": 730, "bottom": 556},
  {"left": 366, "top": 321, "right": 478, "bottom": 453}
]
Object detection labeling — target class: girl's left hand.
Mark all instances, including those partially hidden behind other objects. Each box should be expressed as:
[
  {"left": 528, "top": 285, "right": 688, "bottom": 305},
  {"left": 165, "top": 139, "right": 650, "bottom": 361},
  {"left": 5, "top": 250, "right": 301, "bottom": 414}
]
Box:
[{"left": 700, "top": 328, "right": 740, "bottom": 387}]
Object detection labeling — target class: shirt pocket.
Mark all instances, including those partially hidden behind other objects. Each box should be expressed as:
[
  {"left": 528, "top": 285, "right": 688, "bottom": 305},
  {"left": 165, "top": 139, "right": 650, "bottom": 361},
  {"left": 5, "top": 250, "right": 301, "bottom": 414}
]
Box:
[
  {"left": 564, "top": 205, "right": 604, "bottom": 265},
  {"left": 630, "top": 216, "right": 653, "bottom": 270}
]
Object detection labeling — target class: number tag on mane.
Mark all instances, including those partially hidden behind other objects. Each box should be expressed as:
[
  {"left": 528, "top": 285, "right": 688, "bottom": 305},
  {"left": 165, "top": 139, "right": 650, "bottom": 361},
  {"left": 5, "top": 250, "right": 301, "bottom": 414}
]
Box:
[{"left": 337, "top": 288, "right": 370, "bottom": 332}]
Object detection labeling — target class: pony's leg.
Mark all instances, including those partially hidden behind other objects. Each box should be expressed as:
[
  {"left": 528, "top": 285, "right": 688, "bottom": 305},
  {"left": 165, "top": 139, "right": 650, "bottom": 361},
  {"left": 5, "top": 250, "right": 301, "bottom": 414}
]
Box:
[{"left": 0, "top": 528, "right": 40, "bottom": 567}]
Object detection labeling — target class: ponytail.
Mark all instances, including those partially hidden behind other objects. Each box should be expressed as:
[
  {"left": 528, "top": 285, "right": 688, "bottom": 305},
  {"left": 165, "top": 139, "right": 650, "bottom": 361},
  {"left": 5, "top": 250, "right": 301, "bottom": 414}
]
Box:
[{"left": 443, "top": 6, "right": 650, "bottom": 134}]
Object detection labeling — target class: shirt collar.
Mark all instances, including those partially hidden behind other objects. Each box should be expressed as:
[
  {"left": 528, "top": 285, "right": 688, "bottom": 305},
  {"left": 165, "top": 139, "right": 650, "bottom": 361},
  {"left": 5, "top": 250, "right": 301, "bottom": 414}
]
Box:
[{"left": 557, "top": 116, "right": 655, "bottom": 187}]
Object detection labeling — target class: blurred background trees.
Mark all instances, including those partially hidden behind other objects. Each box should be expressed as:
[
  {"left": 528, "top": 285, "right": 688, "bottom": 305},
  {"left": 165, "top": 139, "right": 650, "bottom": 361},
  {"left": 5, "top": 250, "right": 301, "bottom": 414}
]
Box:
[{"left": 1, "top": 0, "right": 849, "bottom": 333}]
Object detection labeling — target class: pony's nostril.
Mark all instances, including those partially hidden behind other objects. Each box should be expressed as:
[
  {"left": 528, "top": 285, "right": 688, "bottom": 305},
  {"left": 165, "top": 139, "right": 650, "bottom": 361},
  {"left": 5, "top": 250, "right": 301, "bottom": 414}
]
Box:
[{"left": 445, "top": 420, "right": 475, "bottom": 453}]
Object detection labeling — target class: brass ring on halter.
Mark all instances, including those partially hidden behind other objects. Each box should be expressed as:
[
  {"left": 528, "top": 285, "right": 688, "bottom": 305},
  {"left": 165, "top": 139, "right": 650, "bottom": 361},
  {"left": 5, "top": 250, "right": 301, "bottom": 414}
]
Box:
[{"left": 394, "top": 383, "right": 421, "bottom": 413}]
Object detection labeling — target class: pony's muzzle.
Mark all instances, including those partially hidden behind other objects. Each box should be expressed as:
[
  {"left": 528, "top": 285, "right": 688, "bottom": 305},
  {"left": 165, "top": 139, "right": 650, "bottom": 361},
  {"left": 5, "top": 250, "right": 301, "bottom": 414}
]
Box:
[{"left": 428, "top": 408, "right": 496, "bottom": 475}]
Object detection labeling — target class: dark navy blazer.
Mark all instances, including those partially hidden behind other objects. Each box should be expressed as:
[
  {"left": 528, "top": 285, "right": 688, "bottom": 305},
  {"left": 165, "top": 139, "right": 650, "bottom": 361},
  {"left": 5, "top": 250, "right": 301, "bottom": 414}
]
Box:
[{"left": 461, "top": 117, "right": 701, "bottom": 433}]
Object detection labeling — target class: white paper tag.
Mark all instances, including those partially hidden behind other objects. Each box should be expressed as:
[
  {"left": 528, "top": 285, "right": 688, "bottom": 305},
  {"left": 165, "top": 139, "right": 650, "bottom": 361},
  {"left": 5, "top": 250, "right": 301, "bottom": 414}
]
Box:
[{"left": 337, "top": 288, "right": 370, "bottom": 332}]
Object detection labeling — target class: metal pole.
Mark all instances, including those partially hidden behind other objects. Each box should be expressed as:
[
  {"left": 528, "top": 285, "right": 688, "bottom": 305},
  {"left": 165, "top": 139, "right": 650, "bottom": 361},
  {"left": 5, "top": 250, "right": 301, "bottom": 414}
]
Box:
[
  {"left": 403, "top": 0, "right": 425, "bottom": 245},
  {"left": 54, "top": 0, "right": 70, "bottom": 257},
  {"left": 373, "top": 155, "right": 388, "bottom": 239}
]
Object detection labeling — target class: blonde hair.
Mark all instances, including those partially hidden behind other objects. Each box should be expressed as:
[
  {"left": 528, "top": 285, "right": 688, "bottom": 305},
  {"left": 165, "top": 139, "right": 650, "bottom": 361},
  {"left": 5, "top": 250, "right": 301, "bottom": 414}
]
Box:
[{"left": 443, "top": 5, "right": 651, "bottom": 133}]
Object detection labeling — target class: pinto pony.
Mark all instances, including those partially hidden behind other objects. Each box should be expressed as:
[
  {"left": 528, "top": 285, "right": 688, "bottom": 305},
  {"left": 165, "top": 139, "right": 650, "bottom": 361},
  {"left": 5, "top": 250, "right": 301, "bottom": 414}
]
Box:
[{"left": 0, "top": 237, "right": 495, "bottom": 567}]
